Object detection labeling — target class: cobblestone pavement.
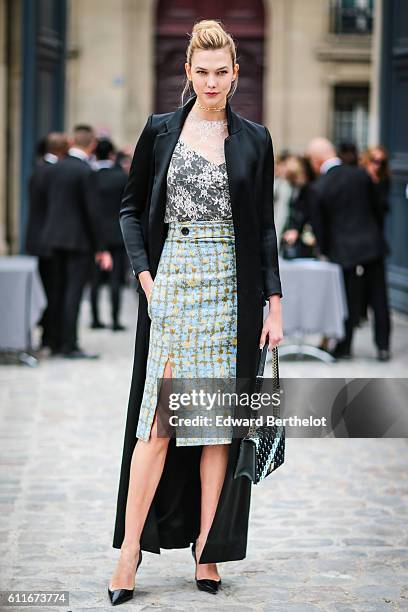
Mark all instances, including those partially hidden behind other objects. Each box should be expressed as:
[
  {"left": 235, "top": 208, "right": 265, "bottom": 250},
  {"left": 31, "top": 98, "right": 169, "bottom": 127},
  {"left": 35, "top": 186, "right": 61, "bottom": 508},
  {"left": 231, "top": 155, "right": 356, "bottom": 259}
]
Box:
[{"left": 0, "top": 288, "right": 407, "bottom": 611}]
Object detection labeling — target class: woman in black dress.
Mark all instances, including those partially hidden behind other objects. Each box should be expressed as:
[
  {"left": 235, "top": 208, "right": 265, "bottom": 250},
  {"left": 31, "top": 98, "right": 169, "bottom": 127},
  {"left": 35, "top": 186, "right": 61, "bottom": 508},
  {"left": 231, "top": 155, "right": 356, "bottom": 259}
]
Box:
[{"left": 108, "top": 19, "right": 283, "bottom": 606}]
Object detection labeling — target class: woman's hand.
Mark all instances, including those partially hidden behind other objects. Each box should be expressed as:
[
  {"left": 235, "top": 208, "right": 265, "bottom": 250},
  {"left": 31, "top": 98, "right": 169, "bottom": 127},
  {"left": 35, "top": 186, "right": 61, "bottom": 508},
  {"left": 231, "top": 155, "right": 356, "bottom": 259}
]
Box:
[
  {"left": 282, "top": 229, "right": 299, "bottom": 245},
  {"left": 260, "top": 295, "right": 283, "bottom": 350},
  {"left": 138, "top": 270, "right": 154, "bottom": 304},
  {"left": 95, "top": 251, "right": 113, "bottom": 271}
]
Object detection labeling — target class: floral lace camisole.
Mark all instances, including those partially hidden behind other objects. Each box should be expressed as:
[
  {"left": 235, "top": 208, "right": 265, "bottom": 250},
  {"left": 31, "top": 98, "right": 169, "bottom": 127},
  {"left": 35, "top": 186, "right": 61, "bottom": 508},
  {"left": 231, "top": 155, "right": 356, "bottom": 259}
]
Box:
[{"left": 164, "top": 137, "right": 232, "bottom": 223}]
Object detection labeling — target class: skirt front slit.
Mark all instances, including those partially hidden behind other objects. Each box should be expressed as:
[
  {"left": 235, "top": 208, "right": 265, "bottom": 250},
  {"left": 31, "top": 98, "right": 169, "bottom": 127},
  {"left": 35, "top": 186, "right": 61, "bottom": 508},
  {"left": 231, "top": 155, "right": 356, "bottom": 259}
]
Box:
[{"left": 136, "top": 219, "right": 238, "bottom": 446}]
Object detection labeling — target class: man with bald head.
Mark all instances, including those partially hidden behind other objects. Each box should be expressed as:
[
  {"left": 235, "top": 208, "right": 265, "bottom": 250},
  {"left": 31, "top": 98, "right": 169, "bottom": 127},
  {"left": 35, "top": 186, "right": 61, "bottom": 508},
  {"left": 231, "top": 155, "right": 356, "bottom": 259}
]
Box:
[{"left": 306, "top": 137, "right": 391, "bottom": 361}]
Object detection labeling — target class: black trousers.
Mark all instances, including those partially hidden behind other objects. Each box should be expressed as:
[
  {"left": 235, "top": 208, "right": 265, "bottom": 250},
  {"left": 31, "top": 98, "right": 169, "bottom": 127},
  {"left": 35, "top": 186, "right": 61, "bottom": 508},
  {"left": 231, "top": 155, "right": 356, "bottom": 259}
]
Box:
[
  {"left": 337, "top": 257, "right": 391, "bottom": 353},
  {"left": 90, "top": 246, "right": 127, "bottom": 325},
  {"left": 37, "top": 256, "right": 54, "bottom": 347},
  {"left": 49, "top": 249, "right": 93, "bottom": 352}
]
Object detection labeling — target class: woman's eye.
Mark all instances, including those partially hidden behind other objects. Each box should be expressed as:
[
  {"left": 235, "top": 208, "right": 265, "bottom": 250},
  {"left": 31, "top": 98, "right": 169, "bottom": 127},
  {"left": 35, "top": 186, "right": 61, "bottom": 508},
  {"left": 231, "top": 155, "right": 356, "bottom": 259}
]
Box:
[{"left": 196, "top": 70, "right": 228, "bottom": 75}]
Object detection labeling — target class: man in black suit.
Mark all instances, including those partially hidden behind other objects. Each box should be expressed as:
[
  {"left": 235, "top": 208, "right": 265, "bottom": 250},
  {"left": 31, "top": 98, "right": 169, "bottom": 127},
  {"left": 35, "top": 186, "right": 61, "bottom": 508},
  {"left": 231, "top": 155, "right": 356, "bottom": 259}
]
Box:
[
  {"left": 25, "top": 132, "right": 69, "bottom": 350},
  {"left": 89, "top": 139, "right": 128, "bottom": 331},
  {"left": 43, "top": 125, "right": 112, "bottom": 359},
  {"left": 306, "top": 137, "right": 391, "bottom": 361}
]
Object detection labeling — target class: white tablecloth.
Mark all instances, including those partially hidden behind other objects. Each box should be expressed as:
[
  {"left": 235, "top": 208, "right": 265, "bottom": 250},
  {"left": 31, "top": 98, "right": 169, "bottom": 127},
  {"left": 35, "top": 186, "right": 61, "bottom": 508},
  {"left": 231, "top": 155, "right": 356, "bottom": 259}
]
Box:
[
  {"left": 0, "top": 256, "right": 47, "bottom": 350},
  {"left": 276, "top": 258, "right": 348, "bottom": 339}
]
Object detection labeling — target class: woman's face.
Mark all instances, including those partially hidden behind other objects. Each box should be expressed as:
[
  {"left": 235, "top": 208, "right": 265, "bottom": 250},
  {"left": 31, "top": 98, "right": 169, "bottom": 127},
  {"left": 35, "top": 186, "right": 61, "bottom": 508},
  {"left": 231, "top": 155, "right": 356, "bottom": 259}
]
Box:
[
  {"left": 185, "top": 47, "right": 238, "bottom": 108},
  {"left": 367, "top": 147, "right": 387, "bottom": 178}
]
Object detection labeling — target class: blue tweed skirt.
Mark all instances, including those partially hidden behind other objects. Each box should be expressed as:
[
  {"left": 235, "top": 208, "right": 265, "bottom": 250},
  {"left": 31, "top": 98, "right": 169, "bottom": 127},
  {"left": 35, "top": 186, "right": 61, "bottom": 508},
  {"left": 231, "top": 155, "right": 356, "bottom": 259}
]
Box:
[{"left": 136, "top": 219, "right": 238, "bottom": 446}]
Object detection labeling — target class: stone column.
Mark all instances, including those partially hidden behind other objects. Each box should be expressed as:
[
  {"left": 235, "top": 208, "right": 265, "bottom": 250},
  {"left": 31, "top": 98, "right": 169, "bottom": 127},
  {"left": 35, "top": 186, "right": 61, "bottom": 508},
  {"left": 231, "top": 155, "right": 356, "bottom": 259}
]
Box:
[
  {"left": 264, "top": 0, "right": 329, "bottom": 155},
  {"left": 0, "top": 0, "right": 7, "bottom": 254},
  {"left": 368, "top": 0, "right": 382, "bottom": 146},
  {"left": 66, "top": 0, "right": 155, "bottom": 148},
  {"left": 1, "top": 0, "right": 22, "bottom": 254},
  {"left": 66, "top": 0, "right": 127, "bottom": 143},
  {"left": 122, "top": 0, "right": 155, "bottom": 145}
]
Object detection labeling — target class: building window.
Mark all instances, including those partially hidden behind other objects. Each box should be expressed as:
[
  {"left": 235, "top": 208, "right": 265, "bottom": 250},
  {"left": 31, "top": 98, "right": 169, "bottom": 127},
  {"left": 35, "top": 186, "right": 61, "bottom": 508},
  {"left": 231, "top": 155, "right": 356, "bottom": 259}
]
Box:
[
  {"left": 331, "top": 0, "right": 374, "bottom": 35},
  {"left": 333, "top": 85, "right": 369, "bottom": 152}
]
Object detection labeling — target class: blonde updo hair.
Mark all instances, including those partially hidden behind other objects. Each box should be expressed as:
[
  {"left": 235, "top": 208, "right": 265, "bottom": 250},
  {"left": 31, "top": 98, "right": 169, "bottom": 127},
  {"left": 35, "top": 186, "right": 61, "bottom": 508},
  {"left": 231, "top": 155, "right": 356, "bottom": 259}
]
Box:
[{"left": 181, "top": 19, "right": 238, "bottom": 106}]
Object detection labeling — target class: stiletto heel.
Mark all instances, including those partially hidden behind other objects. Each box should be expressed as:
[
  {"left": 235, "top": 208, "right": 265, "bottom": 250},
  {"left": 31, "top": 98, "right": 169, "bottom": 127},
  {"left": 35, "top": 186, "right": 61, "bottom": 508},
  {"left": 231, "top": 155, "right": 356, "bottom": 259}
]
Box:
[
  {"left": 108, "top": 549, "right": 142, "bottom": 606},
  {"left": 191, "top": 541, "right": 221, "bottom": 594}
]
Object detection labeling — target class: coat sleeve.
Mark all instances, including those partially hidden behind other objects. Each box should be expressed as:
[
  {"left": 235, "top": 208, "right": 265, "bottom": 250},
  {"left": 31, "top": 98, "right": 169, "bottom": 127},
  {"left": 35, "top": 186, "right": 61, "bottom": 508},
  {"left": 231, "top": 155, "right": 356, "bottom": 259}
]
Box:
[
  {"left": 119, "top": 114, "right": 155, "bottom": 291},
  {"left": 308, "top": 181, "right": 329, "bottom": 258},
  {"left": 66, "top": 163, "right": 106, "bottom": 254},
  {"left": 261, "top": 126, "right": 283, "bottom": 300},
  {"left": 82, "top": 169, "right": 107, "bottom": 252},
  {"left": 286, "top": 185, "right": 310, "bottom": 234}
]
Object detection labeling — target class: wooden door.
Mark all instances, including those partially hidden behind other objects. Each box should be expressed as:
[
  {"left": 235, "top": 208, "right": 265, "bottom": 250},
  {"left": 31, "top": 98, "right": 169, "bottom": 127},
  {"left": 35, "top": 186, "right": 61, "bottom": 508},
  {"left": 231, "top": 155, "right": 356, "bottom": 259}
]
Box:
[{"left": 155, "top": 0, "right": 265, "bottom": 123}]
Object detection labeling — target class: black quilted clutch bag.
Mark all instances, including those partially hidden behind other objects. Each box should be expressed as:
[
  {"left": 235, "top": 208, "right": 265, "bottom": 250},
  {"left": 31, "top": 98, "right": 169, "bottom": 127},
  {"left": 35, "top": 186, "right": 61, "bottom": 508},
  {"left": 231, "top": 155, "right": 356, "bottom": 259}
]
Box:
[{"left": 234, "top": 344, "right": 285, "bottom": 484}]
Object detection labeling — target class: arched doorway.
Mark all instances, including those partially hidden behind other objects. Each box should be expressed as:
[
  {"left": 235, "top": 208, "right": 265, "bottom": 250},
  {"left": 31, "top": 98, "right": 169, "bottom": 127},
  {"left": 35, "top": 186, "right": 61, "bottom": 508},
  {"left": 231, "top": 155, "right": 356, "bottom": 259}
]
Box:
[{"left": 155, "top": 0, "right": 265, "bottom": 122}]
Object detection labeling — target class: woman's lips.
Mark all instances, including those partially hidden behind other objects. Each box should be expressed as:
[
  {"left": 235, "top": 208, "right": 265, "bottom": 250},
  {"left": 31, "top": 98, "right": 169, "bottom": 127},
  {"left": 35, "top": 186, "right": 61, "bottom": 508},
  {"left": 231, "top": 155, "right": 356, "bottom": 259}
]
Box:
[{"left": 205, "top": 92, "right": 218, "bottom": 96}]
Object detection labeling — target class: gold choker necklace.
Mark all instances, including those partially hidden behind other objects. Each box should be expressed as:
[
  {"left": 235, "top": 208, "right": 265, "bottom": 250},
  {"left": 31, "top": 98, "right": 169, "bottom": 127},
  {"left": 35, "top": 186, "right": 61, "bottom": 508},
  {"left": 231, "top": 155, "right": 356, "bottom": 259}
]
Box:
[{"left": 196, "top": 100, "right": 226, "bottom": 112}]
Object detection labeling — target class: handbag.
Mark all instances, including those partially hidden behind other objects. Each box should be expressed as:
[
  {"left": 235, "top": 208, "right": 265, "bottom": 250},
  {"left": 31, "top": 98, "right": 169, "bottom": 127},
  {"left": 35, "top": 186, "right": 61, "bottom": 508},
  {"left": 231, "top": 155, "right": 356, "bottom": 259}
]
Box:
[{"left": 234, "top": 344, "right": 285, "bottom": 484}]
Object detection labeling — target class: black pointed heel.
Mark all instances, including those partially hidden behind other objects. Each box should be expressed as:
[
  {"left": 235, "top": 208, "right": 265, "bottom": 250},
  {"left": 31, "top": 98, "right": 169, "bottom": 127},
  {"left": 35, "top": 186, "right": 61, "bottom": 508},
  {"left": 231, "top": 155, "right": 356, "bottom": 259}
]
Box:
[
  {"left": 108, "top": 549, "right": 142, "bottom": 606},
  {"left": 191, "top": 541, "right": 221, "bottom": 594}
]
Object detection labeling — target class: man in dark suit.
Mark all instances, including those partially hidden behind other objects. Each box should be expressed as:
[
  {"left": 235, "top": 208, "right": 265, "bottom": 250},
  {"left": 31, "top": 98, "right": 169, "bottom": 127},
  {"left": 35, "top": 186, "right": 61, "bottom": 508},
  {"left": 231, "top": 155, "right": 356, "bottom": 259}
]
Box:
[
  {"left": 89, "top": 139, "right": 128, "bottom": 331},
  {"left": 43, "top": 124, "right": 112, "bottom": 358},
  {"left": 25, "top": 132, "right": 69, "bottom": 350},
  {"left": 306, "top": 137, "right": 391, "bottom": 361}
]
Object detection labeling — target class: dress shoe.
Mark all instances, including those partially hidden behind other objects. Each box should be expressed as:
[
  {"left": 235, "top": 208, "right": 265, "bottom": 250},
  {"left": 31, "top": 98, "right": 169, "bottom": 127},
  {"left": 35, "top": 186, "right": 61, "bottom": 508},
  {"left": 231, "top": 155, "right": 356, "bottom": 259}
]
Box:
[
  {"left": 191, "top": 541, "right": 221, "bottom": 594},
  {"left": 329, "top": 346, "right": 353, "bottom": 360},
  {"left": 62, "top": 348, "right": 100, "bottom": 359},
  {"left": 91, "top": 321, "right": 106, "bottom": 329},
  {"left": 377, "top": 349, "right": 391, "bottom": 362},
  {"left": 112, "top": 323, "right": 126, "bottom": 332},
  {"left": 108, "top": 549, "right": 142, "bottom": 606}
]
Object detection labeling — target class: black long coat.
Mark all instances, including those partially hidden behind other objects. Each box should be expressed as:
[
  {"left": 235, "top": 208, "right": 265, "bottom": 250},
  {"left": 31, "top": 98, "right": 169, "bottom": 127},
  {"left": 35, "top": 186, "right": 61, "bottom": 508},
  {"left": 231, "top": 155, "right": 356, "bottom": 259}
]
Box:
[
  {"left": 42, "top": 155, "right": 105, "bottom": 253},
  {"left": 309, "top": 164, "right": 386, "bottom": 268},
  {"left": 25, "top": 160, "right": 57, "bottom": 257},
  {"left": 87, "top": 165, "right": 128, "bottom": 249},
  {"left": 112, "top": 93, "right": 282, "bottom": 563}
]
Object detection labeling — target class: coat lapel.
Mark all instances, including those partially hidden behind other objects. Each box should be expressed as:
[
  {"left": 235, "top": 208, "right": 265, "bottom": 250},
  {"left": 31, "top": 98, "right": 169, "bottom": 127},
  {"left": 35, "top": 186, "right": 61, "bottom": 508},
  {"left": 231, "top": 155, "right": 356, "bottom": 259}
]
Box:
[{"left": 148, "top": 93, "right": 243, "bottom": 270}]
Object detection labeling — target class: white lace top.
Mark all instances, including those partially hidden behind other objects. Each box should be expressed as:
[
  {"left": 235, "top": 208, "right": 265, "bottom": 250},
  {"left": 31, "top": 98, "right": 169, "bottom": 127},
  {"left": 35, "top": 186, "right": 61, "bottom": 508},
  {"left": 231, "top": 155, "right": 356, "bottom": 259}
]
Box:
[{"left": 164, "top": 137, "right": 232, "bottom": 223}]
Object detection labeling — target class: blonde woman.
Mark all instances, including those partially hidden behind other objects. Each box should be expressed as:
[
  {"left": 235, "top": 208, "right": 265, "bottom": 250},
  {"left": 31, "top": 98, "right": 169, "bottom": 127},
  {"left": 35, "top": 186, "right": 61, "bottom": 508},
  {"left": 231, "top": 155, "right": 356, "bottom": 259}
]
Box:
[
  {"left": 108, "top": 19, "right": 283, "bottom": 605},
  {"left": 361, "top": 145, "right": 391, "bottom": 229}
]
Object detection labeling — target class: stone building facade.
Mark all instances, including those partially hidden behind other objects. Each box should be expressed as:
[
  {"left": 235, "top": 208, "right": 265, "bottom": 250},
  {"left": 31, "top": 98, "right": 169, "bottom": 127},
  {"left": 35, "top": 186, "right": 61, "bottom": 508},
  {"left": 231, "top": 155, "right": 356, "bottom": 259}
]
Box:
[{"left": 0, "top": 0, "right": 384, "bottom": 254}]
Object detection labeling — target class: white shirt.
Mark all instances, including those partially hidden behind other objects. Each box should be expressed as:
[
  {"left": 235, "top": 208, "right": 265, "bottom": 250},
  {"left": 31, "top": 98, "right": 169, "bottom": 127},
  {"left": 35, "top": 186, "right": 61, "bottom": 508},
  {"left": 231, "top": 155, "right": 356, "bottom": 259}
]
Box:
[
  {"left": 68, "top": 147, "right": 90, "bottom": 163},
  {"left": 93, "top": 159, "right": 114, "bottom": 170},
  {"left": 44, "top": 152, "right": 58, "bottom": 164},
  {"left": 320, "top": 157, "right": 342, "bottom": 175}
]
